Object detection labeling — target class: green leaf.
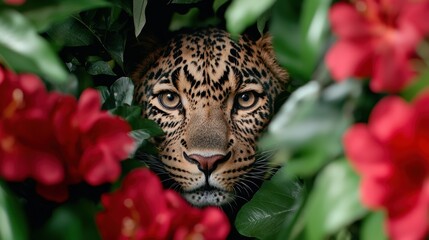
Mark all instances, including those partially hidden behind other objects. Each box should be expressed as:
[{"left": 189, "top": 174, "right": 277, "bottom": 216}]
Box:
[
  {"left": 131, "top": 118, "right": 164, "bottom": 137},
  {"left": 235, "top": 168, "right": 305, "bottom": 239},
  {"left": 0, "top": 181, "right": 28, "bottom": 240},
  {"left": 170, "top": 0, "right": 203, "bottom": 3},
  {"left": 225, "top": 0, "right": 276, "bottom": 35},
  {"left": 20, "top": 0, "right": 110, "bottom": 32},
  {"left": 104, "top": 33, "right": 126, "bottom": 69},
  {"left": 304, "top": 160, "right": 367, "bottom": 239},
  {"left": 262, "top": 80, "right": 361, "bottom": 177},
  {"left": 35, "top": 200, "right": 100, "bottom": 240},
  {"left": 110, "top": 105, "right": 142, "bottom": 122},
  {"left": 401, "top": 69, "right": 429, "bottom": 101},
  {"left": 0, "top": 9, "right": 68, "bottom": 84},
  {"left": 87, "top": 60, "right": 116, "bottom": 76},
  {"left": 270, "top": 0, "right": 332, "bottom": 80},
  {"left": 300, "top": 0, "right": 333, "bottom": 75},
  {"left": 213, "top": 0, "right": 229, "bottom": 13},
  {"left": 361, "top": 212, "right": 388, "bottom": 240},
  {"left": 110, "top": 77, "right": 134, "bottom": 106},
  {"left": 47, "top": 18, "right": 96, "bottom": 47},
  {"left": 133, "top": 0, "right": 148, "bottom": 37}
]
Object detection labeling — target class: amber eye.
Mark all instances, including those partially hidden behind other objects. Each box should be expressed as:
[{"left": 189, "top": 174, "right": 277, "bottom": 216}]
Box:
[
  {"left": 158, "top": 92, "right": 181, "bottom": 110},
  {"left": 236, "top": 91, "right": 259, "bottom": 110}
]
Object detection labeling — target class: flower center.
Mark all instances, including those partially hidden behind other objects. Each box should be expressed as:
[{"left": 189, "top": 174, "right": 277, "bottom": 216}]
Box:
[
  {"left": 121, "top": 198, "right": 141, "bottom": 239},
  {"left": 3, "top": 89, "right": 24, "bottom": 118}
]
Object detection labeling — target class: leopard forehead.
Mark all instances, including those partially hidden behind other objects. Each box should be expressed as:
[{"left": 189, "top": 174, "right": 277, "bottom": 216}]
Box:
[{"left": 133, "top": 28, "right": 287, "bottom": 207}]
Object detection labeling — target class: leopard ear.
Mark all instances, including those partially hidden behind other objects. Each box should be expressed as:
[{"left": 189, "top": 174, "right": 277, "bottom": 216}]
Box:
[
  {"left": 256, "top": 34, "right": 288, "bottom": 86},
  {"left": 125, "top": 34, "right": 163, "bottom": 84}
]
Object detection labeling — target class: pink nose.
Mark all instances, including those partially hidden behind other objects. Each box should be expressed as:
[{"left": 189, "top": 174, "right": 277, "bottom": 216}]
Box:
[{"left": 188, "top": 154, "right": 225, "bottom": 172}]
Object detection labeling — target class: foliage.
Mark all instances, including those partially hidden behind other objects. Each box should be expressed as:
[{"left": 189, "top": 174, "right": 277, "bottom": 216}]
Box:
[{"left": 0, "top": 0, "right": 428, "bottom": 239}]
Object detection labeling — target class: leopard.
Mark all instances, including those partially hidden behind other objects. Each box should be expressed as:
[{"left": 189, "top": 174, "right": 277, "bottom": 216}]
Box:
[{"left": 132, "top": 28, "right": 288, "bottom": 208}]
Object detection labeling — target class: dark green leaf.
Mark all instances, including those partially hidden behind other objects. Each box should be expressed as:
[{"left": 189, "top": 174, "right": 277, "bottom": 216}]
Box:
[
  {"left": 304, "top": 160, "right": 367, "bottom": 239},
  {"left": 104, "top": 33, "right": 126, "bottom": 69},
  {"left": 213, "top": 0, "right": 229, "bottom": 13},
  {"left": 87, "top": 60, "right": 116, "bottom": 76},
  {"left": 361, "top": 212, "right": 388, "bottom": 240},
  {"left": 110, "top": 77, "right": 134, "bottom": 106},
  {"left": 0, "top": 9, "right": 68, "bottom": 84},
  {"left": 0, "top": 181, "right": 28, "bottom": 240},
  {"left": 47, "top": 18, "right": 96, "bottom": 47},
  {"left": 20, "top": 0, "right": 110, "bottom": 32},
  {"left": 131, "top": 118, "right": 164, "bottom": 137},
  {"left": 235, "top": 168, "right": 305, "bottom": 239},
  {"left": 170, "top": 0, "right": 204, "bottom": 3},
  {"left": 133, "top": 0, "right": 148, "bottom": 37},
  {"left": 35, "top": 200, "right": 100, "bottom": 240},
  {"left": 225, "top": 0, "right": 276, "bottom": 35},
  {"left": 110, "top": 105, "right": 142, "bottom": 122}
]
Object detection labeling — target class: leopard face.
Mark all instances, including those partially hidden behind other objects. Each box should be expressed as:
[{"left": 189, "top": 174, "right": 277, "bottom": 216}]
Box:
[{"left": 133, "top": 29, "right": 287, "bottom": 207}]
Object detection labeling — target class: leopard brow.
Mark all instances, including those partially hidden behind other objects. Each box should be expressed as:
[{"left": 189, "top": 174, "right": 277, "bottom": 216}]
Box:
[
  {"left": 152, "top": 80, "right": 177, "bottom": 95},
  {"left": 239, "top": 79, "right": 264, "bottom": 93}
]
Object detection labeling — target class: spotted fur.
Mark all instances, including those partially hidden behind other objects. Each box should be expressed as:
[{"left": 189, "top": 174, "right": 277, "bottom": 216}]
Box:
[{"left": 132, "top": 28, "right": 287, "bottom": 207}]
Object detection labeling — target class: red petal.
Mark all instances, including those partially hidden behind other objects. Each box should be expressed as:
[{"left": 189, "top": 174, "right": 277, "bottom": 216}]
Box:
[
  {"left": 32, "top": 152, "right": 64, "bottom": 185},
  {"left": 401, "top": 1, "right": 429, "bottom": 36},
  {"left": 413, "top": 92, "right": 429, "bottom": 163},
  {"left": 344, "top": 124, "right": 391, "bottom": 177},
  {"left": 36, "top": 183, "right": 69, "bottom": 202},
  {"left": 368, "top": 96, "right": 414, "bottom": 146},
  {"left": 75, "top": 89, "right": 103, "bottom": 132},
  {"left": 80, "top": 146, "right": 120, "bottom": 185},
  {"left": 386, "top": 182, "right": 429, "bottom": 240},
  {"left": 199, "top": 207, "right": 230, "bottom": 240},
  {"left": 325, "top": 40, "right": 373, "bottom": 81},
  {"left": 329, "top": 3, "right": 372, "bottom": 39},
  {"left": 360, "top": 176, "right": 389, "bottom": 208},
  {"left": 370, "top": 48, "right": 415, "bottom": 93}
]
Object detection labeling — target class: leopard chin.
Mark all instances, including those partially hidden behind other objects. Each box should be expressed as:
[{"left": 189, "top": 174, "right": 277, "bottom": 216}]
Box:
[{"left": 183, "top": 188, "right": 234, "bottom": 207}]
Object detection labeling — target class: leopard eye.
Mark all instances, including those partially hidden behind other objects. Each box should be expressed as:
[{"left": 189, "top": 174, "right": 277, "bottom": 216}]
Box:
[
  {"left": 158, "top": 91, "right": 181, "bottom": 110},
  {"left": 235, "top": 91, "right": 259, "bottom": 110}
]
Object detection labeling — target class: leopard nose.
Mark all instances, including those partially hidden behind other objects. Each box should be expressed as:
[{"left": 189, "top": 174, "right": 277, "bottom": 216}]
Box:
[{"left": 185, "top": 152, "right": 231, "bottom": 173}]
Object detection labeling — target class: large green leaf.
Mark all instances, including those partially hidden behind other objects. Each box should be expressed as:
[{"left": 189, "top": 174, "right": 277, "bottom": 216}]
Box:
[
  {"left": 235, "top": 168, "right": 305, "bottom": 239},
  {"left": 270, "top": 0, "right": 332, "bottom": 80},
  {"left": 300, "top": 0, "right": 333, "bottom": 75},
  {"left": 261, "top": 79, "right": 361, "bottom": 177},
  {"left": 0, "top": 9, "right": 68, "bottom": 84},
  {"left": 19, "top": 0, "right": 110, "bottom": 32},
  {"left": 133, "top": 0, "right": 148, "bottom": 37},
  {"left": 0, "top": 182, "right": 28, "bottom": 240},
  {"left": 361, "top": 212, "right": 388, "bottom": 240},
  {"left": 47, "top": 18, "right": 96, "bottom": 47},
  {"left": 225, "top": 0, "right": 276, "bottom": 35},
  {"left": 304, "top": 160, "right": 367, "bottom": 239}
]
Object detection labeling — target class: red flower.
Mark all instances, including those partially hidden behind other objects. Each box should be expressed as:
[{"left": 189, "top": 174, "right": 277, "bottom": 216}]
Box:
[
  {"left": 96, "top": 168, "right": 230, "bottom": 240},
  {"left": 326, "top": 0, "right": 429, "bottom": 93},
  {"left": 0, "top": 66, "right": 135, "bottom": 202},
  {"left": 344, "top": 93, "right": 429, "bottom": 239}
]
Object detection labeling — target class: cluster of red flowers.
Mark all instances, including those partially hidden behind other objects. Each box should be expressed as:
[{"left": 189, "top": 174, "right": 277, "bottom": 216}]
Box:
[
  {"left": 344, "top": 94, "right": 429, "bottom": 239},
  {"left": 326, "top": 0, "right": 429, "bottom": 93},
  {"left": 329, "top": 0, "right": 429, "bottom": 239},
  {"left": 96, "top": 168, "right": 230, "bottom": 240},
  {"left": 0, "top": 66, "right": 135, "bottom": 202}
]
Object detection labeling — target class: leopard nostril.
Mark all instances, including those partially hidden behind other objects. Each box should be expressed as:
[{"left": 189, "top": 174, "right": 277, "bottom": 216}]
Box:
[{"left": 184, "top": 152, "right": 231, "bottom": 173}]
